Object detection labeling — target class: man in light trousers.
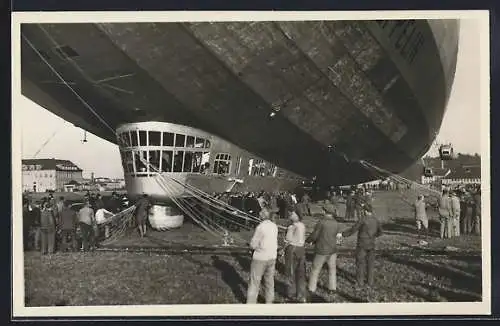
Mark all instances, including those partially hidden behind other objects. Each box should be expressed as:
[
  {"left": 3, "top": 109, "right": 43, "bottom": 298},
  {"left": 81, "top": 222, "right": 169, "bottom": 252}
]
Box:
[
  {"left": 438, "top": 189, "right": 452, "bottom": 239},
  {"left": 450, "top": 191, "right": 461, "bottom": 237},
  {"left": 306, "top": 210, "right": 341, "bottom": 296},
  {"left": 246, "top": 209, "right": 278, "bottom": 304}
]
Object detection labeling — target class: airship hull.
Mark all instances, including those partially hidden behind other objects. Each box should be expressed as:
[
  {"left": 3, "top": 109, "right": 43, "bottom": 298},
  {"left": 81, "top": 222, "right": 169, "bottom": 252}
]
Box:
[{"left": 20, "top": 20, "right": 459, "bottom": 187}]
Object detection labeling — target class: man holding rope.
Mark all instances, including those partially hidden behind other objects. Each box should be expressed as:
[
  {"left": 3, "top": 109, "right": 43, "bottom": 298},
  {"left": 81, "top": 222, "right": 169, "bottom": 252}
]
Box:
[
  {"left": 340, "top": 203, "right": 383, "bottom": 287},
  {"left": 246, "top": 209, "right": 278, "bottom": 304}
]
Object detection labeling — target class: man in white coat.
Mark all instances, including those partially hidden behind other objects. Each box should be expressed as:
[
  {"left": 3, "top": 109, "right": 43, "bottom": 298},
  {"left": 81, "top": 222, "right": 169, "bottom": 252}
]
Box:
[
  {"left": 450, "top": 191, "right": 461, "bottom": 237},
  {"left": 414, "top": 195, "right": 428, "bottom": 237},
  {"left": 95, "top": 207, "right": 114, "bottom": 239},
  {"left": 246, "top": 209, "right": 278, "bottom": 304}
]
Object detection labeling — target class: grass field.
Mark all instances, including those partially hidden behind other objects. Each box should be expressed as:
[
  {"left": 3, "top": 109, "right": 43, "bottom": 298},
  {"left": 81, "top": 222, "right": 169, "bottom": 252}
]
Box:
[
  {"left": 24, "top": 251, "right": 481, "bottom": 306},
  {"left": 23, "top": 191, "right": 483, "bottom": 306}
]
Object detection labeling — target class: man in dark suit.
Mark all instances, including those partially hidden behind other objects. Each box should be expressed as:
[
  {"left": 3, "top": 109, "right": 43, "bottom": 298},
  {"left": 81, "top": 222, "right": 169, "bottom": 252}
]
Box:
[{"left": 340, "top": 203, "right": 383, "bottom": 287}]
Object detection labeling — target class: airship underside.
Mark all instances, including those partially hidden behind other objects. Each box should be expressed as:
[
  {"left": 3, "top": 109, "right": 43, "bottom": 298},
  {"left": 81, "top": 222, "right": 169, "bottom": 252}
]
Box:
[{"left": 20, "top": 20, "right": 459, "bottom": 188}]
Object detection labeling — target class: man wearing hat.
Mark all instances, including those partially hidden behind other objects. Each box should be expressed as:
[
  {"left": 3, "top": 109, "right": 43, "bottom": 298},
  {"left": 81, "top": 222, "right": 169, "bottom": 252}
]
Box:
[
  {"left": 306, "top": 208, "right": 341, "bottom": 296},
  {"left": 340, "top": 203, "right": 383, "bottom": 287}
]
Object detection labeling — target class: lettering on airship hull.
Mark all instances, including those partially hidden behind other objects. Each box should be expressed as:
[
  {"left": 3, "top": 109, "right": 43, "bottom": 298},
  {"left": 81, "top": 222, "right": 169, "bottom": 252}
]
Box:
[{"left": 376, "top": 20, "right": 426, "bottom": 65}]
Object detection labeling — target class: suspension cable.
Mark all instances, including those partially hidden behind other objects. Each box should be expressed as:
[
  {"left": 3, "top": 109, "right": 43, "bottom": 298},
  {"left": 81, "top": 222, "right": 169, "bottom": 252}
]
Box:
[{"left": 32, "top": 124, "right": 68, "bottom": 158}]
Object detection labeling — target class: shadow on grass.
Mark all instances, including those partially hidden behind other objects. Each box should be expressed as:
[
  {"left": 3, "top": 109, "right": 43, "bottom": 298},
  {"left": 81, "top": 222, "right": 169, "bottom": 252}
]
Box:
[
  {"left": 335, "top": 218, "right": 357, "bottom": 224},
  {"left": 382, "top": 218, "right": 418, "bottom": 236},
  {"left": 384, "top": 254, "right": 482, "bottom": 296},
  {"left": 180, "top": 254, "right": 213, "bottom": 269},
  {"left": 382, "top": 218, "right": 441, "bottom": 238},
  {"left": 233, "top": 252, "right": 251, "bottom": 271},
  {"left": 211, "top": 255, "right": 247, "bottom": 303},
  {"left": 308, "top": 292, "right": 328, "bottom": 303},
  {"left": 335, "top": 290, "right": 367, "bottom": 303},
  {"left": 337, "top": 267, "right": 357, "bottom": 284},
  {"left": 406, "top": 282, "right": 481, "bottom": 302},
  {"left": 231, "top": 253, "right": 290, "bottom": 302},
  {"left": 405, "top": 284, "right": 443, "bottom": 302}
]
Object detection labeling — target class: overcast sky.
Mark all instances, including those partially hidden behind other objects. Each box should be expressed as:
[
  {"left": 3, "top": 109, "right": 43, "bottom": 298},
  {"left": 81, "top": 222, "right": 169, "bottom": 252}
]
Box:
[{"left": 17, "top": 19, "right": 483, "bottom": 179}]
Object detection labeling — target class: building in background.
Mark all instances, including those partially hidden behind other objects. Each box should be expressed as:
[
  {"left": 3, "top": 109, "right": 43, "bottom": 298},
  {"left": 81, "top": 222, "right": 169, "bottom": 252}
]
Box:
[
  {"left": 93, "top": 177, "right": 126, "bottom": 191},
  {"left": 442, "top": 165, "right": 481, "bottom": 187},
  {"left": 420, "top": 167, "right": 450, "bottom": 185},
  {"left": 22, "top": 159, "right": 84, "bottom": 192}
]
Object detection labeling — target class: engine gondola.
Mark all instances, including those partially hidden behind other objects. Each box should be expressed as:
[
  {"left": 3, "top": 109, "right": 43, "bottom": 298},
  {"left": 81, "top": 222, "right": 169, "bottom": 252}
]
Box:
[
  {"left": 423, "top": 167, "right": 434, "bottom": 177},
  {"left": 439, "top": 144, "right": 454, "bottom": 160}
]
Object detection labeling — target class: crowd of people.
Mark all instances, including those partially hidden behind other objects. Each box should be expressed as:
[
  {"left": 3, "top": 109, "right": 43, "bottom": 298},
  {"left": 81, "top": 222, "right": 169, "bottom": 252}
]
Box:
[
  {"left": 22, "top": 191, "right": 129, "bottom": 254},
  {"left": 435, "top": 185, "right": 482, "bottom": 239},
  {"left": 411, "top": 184, "right": 481, "bottom": 239}
]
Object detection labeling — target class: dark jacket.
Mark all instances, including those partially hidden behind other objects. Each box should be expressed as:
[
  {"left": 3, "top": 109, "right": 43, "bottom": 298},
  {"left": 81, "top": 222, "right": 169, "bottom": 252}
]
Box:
[
  {"left": 306, "top": 217, "right": 340, "bottom": 255},
  {"left": 342, "top": 213, "right": 383, "bottom": 250},
  {"left": 346, "top": 195, "right": 354, "bottom": 209},
  {"left": 296, "top": 202, "right": 309, "bottom": 218},
  {"left": 40, "top": 208, "right": 56, "bottom": 230},
  {"left": 60, "top": 207, "right": 78, "bottom": 231},
  {"left": 23, "top": 205, "right": 40, "bottom": 228},
  {"left": 108, "top": 197, "right": 121, "bottom": 213},
  {"left": 94, "top": 198, "right": 105, "bottom": 210},
  {"left": 135, "top": 197, "right": 151, "bottom": 217},
  {"left": 474, "top": 193, "right": 481, "bottom": 216}
]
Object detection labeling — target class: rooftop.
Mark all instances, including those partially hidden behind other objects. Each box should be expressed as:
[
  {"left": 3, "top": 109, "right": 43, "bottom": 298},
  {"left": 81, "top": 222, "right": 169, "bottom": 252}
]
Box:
[
  {"left": 22, "top": 158, "right": 83, "bottom": 172},
  {"left": 444, "top": 165, "right": 481, "bottom": 180}
]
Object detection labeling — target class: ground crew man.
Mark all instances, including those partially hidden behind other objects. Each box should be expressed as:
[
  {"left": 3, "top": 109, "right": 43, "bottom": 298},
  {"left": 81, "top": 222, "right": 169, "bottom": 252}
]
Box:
[
  {"left": 40, "top": 201, "right": 56, "bottom": 255},
  {"left": 450, "top": 191, "right": 461, "bottom": 237},
  {"left": 246, "top": 209, "right": 278, "bottom": 304},
  {"left": 438, "top": 189, "right": 452, "bottom": 239},
  {"left": 59, "top": 201, "right": 77, "bottom": 252},
  {"left": 78, "top": 201, "right": 96, "bottom": 251},
  {"left": 283, "top": 211, "right": 307, "bottom": 303},
  {"left": 306, "top": 209, "right": 341, "bottom": 295},
  {"left": 340, "top": 203, "right": 383, "bottom": 287},
  {"left": 414, "top": 195, "right": 429, "bottom": 237}
]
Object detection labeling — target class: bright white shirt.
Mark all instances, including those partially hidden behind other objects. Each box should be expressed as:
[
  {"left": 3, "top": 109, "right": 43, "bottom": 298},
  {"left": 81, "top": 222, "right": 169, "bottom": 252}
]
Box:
[
  {"left": 285, "top": 221, "right": 306, "bottom": 247},
  {"left": 95, "top": 208, "right": 114, "bottom": 225},
  {"left": 257, "top": 196, "right": 266, "bottom": 209},
  {"left": 250, "top": 219, "right": 278, "bottom": 261},
  {"left": 291, "top": 194, "right": 298, "bottom": 204}
]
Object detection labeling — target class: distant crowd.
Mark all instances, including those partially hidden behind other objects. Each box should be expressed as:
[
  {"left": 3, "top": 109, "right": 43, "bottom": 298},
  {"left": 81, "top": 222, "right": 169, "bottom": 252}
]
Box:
[{"left": 436, "top": 184, "right": 482, "bottom": 238}]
